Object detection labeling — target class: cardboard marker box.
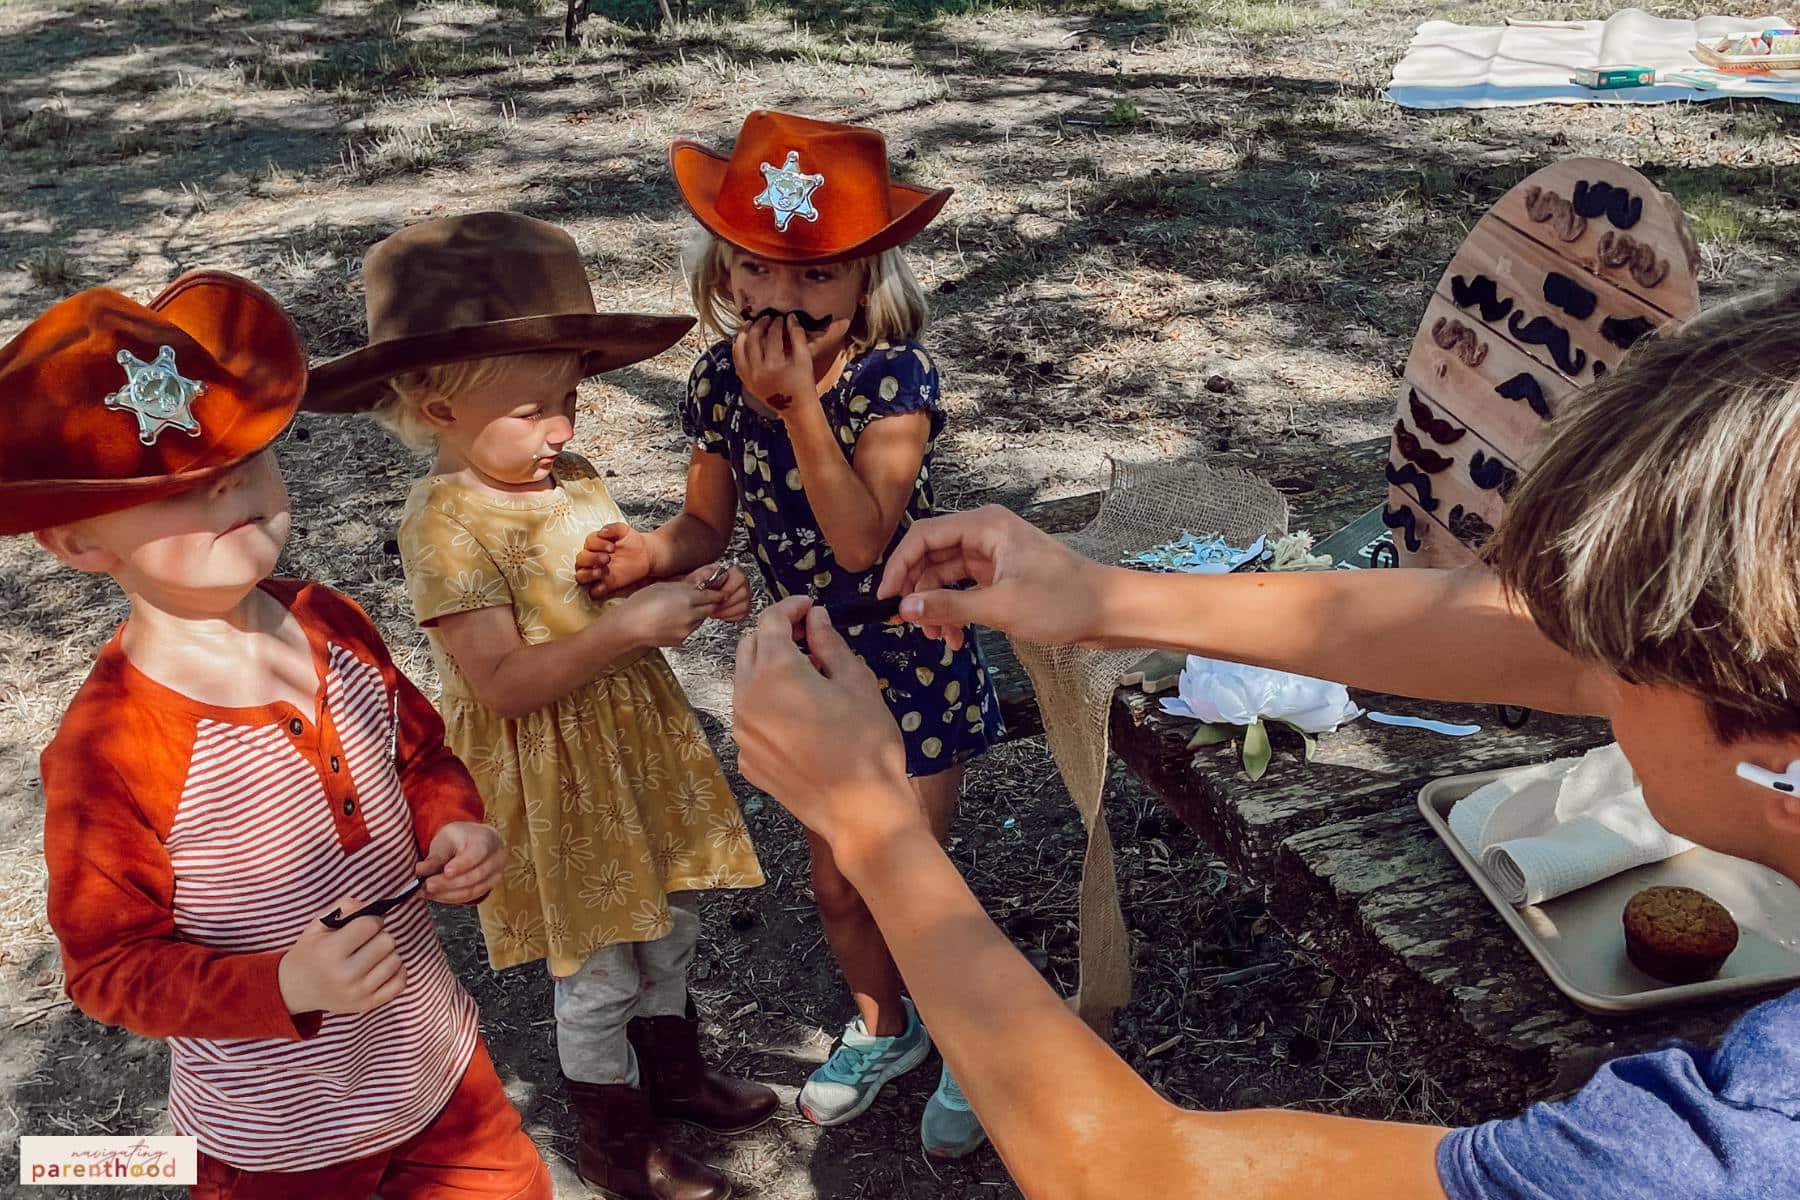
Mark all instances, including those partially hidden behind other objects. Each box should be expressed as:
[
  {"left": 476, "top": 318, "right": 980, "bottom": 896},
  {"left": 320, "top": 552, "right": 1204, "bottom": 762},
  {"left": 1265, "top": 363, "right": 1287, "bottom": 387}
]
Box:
[{"left": 1573, "top": 65, "right": 1656, "bottom": 89}]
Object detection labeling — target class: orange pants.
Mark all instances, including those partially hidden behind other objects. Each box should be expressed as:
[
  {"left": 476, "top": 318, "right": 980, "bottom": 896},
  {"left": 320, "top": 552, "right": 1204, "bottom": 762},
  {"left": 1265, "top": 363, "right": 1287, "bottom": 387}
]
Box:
[{"left": 191, "top": 1040, "right": 551, "bottom": 1200}]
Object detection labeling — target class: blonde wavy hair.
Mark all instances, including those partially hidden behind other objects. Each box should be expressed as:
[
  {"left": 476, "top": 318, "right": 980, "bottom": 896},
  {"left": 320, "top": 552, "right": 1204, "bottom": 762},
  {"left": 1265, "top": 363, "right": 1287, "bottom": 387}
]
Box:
[
  {"left": 682, "top": 230, "right": 927, "bottom": 352},
  {"left": 370, "top": 351, "right": 582, "bottom": 451},
  {"left": 1487, "top": 280, "right": 1800, "bottom": 740}
]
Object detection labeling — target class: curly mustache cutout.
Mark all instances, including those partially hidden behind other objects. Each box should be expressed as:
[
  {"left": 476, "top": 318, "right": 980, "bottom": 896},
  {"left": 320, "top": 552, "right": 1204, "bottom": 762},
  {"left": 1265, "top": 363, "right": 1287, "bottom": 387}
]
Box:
[
  {"left": 1541, "top": 271, "right": 1597, "bottom": 321},
  {"left": 1382, "top": 503, "right": 1423, "bottom": 553},
  {"left": 1451, "top": 274, "right": 1515, "bottom": 324},
  {"left": 1394, "top": 419, "right": 1454, "bottom": 473},
  {"left": 1468, "top": 450, "right": 1519, "bottom": 498},
  {"left": 1448, "top": 504, "right": 1495, "bottom": 549},
  {"left": 1601, "top": 313, "right": 1655, "bottom": 350},
  {"left": 1386, "top": 460, "right": 1440, "bottom": 512},
  {"left": 1495, "top": 371, "right": 1552, "bottom": 420},
  {"left": 1572, "top": 179, "right": 1643, "bottom": 230},
  {"left": 1596, "top": 231, "right": 1669, "bottom": 289},
  {"left": 1431, "top": 316, "right": 1488, "bottom": 368},
  {"left": 1507, "top": 312, "right": 1587, "bottom": 376},
  {"left": 1522, "top": 185, "right": 1588, "bottom": 243},
  {"left": 1408, "top": 390, "right": 1466, "bottom": 445}
]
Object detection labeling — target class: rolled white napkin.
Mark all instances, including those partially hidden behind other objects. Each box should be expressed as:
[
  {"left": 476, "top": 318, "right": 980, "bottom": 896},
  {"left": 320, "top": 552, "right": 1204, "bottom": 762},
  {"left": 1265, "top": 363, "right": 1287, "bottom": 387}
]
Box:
[{"left": 1447, "top": 744, "right": 1694, "bottom": 905}]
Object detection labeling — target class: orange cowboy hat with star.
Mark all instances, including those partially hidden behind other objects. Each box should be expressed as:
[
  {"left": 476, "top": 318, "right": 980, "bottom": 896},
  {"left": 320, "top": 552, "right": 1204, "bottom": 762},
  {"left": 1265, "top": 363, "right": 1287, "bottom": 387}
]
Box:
[
  {"left": 0, "top": 271, "right": 306, "bottom": 535},
  {"left": 670, "top": 110, "right": 953, "bottom": 265}
]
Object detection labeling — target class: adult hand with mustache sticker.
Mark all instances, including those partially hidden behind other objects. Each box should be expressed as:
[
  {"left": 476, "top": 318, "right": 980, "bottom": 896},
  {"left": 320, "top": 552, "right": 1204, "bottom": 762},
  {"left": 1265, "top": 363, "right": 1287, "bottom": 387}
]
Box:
[{"left": 733, "top": 310, "right": 850, "bottom": 420}]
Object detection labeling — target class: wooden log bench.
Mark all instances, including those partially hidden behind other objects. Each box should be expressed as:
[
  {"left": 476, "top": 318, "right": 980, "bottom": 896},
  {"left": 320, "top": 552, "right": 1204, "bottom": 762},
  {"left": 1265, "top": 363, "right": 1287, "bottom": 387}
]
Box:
[{"left": 982, "top": 438, "right": 1765, "bottom": 1121}]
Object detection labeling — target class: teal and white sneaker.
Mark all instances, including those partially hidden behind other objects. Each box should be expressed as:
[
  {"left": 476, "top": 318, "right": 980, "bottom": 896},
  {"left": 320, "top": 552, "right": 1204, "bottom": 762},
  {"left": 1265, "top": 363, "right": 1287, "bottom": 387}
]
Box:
[
  {"left": 798, "top": 999, "right": 931, "bottom": 1126},
  {"left": 920, "top": 1061, "right": 987, "bottom": 1158}
]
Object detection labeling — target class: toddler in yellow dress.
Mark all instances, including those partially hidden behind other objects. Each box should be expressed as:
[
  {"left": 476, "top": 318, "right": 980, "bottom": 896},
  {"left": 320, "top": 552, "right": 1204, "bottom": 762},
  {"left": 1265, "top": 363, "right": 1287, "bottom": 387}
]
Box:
[{"left": 305, "top": 213, "right": 771, "bottom": 1200}]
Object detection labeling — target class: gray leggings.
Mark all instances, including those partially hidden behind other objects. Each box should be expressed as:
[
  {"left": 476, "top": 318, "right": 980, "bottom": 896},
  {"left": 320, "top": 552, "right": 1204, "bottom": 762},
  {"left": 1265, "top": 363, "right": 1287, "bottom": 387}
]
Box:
[{"left": 553, "top": 893, "right": 699, "bottom": 1086}]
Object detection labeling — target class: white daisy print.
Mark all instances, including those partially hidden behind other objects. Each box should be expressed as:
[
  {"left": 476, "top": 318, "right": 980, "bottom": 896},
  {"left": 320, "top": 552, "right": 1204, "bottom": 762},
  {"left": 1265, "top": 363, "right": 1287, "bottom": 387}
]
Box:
[
  {"left": 708, "top": 810, "right": 753, "bottom": 855},
  {"left": 579, "top": 861, "right": 635, "bottom": 910}
]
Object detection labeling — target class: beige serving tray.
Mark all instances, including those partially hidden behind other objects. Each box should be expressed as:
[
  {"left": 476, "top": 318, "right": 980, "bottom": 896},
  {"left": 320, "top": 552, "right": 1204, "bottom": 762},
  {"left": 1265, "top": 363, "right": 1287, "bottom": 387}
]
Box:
[{"left": 1420, "top": 768, "right": 1800, "bottom": 1015}]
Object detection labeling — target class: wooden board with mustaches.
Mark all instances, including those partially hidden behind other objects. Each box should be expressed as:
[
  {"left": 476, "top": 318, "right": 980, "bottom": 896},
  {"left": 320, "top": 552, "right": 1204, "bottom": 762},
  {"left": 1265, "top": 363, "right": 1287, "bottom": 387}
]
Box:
[{"left": 1388, "top": 158, "right": 1701, "bottom": 567}]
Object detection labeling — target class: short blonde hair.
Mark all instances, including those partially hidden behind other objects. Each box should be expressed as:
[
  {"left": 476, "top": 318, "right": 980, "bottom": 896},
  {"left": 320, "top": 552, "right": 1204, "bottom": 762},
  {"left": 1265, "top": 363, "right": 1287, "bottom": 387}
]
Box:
[
  {"left": 1488, "top": 280, "right": 1800, "bottom": 740},
  {"left": 371, "top": 351, "right": 581, "bottom": 450},
  {"left": 682, "top": 230, "right": 927, "bottom": 352}
]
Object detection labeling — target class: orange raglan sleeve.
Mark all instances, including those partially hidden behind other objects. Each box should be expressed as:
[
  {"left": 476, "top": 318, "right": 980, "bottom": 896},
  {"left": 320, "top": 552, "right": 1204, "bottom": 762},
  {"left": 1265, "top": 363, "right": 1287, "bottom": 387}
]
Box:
[
  {"left": 306, "top": 583, "right": 485, "bottom": 853},
  {"left": 41, "top": 702, "right": 317, "bottom": 1042}
]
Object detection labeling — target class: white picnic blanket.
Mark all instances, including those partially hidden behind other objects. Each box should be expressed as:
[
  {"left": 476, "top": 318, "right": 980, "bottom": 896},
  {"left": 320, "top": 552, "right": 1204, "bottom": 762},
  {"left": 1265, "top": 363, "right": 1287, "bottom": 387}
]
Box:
[
  {"left": 1387, "top": 9, "right": 1800, "bottom": 108},
  {"left": 1448, "top": 743, "right": 1695, "bottom": 906}
]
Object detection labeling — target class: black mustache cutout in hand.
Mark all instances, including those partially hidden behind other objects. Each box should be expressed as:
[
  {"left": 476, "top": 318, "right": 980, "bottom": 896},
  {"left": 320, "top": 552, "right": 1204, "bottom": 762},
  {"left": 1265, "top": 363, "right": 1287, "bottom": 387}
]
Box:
[
  {"left": 1382, "top": 504, "right": 1423, "bottom": 553},
  {"left": 1601, "top": 314, "right": 1654, "bottom": 350},
  {"left": 1468, "top": 450, "right": 1519, "bottom": 498},
  {"left": 1542, "top": 272, "right": 1597, "bottom": 321},
  {"left": 1386, "top": 461, "right": 1440, "bottom": 512},
  {"left": 1408, "top": 390, "right": 1466, "bottom": 445},
  {"left": 1508, "top": 312, "right": 1587, "bottom": 376},
  {"left": 740, "top": 306, "right": 834, "bottom": 333},
  {"left": 1451, "top": 274, "right": 1515, "bottom": 324},
  {"left": 1495, "top": 371, "right": 1552, "bottom": 420},
  {"left": 1394, "top": 419, "right": 1454, "bottom": 474},
  {"left": 1448, "top": 504, "right": 1495, "bottom": 549},
  {"left": 1572, "top": 180, "right": 1643, "bottom": 230}
]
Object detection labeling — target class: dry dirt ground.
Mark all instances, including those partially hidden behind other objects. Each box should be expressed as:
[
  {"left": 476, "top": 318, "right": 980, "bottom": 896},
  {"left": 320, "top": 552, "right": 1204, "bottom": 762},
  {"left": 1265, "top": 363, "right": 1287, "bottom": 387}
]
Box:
[{"left": 2, "top": 0, "right": 1797, "bottom": 1195}]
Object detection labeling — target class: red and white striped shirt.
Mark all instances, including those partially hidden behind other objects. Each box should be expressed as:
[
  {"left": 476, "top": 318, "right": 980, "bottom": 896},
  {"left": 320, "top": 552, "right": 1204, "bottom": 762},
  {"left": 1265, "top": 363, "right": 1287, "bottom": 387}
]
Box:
[{"left": 42, "top": 581, "right": 482, "bottom": 1172}]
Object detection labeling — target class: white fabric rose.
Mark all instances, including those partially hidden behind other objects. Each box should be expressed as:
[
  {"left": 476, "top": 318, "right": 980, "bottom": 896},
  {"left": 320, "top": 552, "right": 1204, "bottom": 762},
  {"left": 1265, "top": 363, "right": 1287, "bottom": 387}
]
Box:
[{"left": 1160, "top": 656, "right": 1362, "bottom": 733}]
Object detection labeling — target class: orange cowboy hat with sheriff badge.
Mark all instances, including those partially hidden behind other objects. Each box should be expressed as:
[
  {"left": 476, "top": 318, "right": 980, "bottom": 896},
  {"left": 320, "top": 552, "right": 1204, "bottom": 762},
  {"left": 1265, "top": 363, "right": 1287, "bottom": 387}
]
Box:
[
  {"left": 0, "top": 271, "right": 306, "bottom": 536},
  {"left": 670, "top": 110, "right": 953, "bottom": 265}
]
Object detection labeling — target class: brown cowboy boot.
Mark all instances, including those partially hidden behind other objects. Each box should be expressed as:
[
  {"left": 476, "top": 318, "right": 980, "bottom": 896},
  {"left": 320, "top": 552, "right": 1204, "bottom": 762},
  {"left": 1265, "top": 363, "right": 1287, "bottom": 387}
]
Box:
[
  {"left": 563, "top": 1075, "right": 731, "bottom": 1200},
  {"left": 627, "top": 1012, "right": 779, "bottom": 1134}
]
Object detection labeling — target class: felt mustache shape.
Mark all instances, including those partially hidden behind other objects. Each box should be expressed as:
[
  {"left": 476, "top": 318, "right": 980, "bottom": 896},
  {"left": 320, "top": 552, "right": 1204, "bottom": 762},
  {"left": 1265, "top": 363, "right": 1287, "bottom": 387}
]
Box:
[
  {"left": 1409, "top": 390, "right": 1466, "bottom": 445},
  {"left": 1572, "top": 179, "right": 1643, "bottom": 230},
  {"left": 1468, "top": 450, "right": 1519, "bottom": 498},
  {"left": 1382, "top": 503, "right": 1423, "bottom": 553},
  {"left": 1541, "top": 271, "right": 1597, "bottom": 321},
  {"left": 1431, "top": 316, "right": 1488, "bottom": 368},
  {"left": 1394, "top": 419, "right": 1454, "bottom": 474},
  {"left": 1448, "top": 504, "right": 1495, "bottom": 549},
  {"left": 1597, "top": 231, "right": 1669, "bottom": 289},
  {"left": 1386, "top": 461, "right": 1440, "bottom": 512},
  {"left": 1601, "top": 313, "right": 1655, "bottom": 350},
  {"left": 1507, "top": 312, "right": 1587, "bottom": 376},
  {"left": 1451, "top": 274, "right": 1514, "bottom": 324},
  {"left": 740, "top": 306, "right": 834, "bottom": 333},
  {"left": 1495, "top": 371, "right": 1552, "bottom": 420},
  {"left": 1523, "top": 185, "right": 1587, "bottom": 243}
]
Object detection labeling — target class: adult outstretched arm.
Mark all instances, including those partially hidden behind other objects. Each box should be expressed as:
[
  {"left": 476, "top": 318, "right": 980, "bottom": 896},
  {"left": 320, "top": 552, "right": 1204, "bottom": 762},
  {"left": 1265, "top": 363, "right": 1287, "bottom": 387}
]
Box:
[{"left": 732, "top": 600, "right": 1451, "bottom": 1200}]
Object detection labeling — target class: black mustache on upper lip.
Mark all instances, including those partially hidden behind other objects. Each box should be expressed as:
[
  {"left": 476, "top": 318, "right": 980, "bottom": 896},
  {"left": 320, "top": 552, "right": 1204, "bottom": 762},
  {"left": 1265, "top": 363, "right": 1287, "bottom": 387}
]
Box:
[{"left": 741, "top": 306, "right": 833, "bottom": 333}]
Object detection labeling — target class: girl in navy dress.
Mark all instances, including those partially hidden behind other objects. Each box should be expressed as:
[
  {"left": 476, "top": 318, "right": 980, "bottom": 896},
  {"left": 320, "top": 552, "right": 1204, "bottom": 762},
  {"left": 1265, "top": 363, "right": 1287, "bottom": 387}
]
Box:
[{"left": 576, "top": 111, "right": 1002, "bottom": 1157}]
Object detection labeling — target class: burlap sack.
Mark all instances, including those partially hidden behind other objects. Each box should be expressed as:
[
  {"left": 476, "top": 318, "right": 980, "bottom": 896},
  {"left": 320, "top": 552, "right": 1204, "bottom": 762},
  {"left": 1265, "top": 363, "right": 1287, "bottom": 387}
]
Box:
[{"left": 1008, "top": 459, "right": 1288, "bottom": 1033}]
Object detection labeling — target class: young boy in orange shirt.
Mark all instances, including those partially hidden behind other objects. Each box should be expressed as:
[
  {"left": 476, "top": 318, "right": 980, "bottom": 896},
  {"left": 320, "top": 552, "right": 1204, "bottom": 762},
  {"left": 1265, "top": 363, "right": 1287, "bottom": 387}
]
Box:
[{"left": 4, "top": 272, "right": 548, "bottom": 1198}]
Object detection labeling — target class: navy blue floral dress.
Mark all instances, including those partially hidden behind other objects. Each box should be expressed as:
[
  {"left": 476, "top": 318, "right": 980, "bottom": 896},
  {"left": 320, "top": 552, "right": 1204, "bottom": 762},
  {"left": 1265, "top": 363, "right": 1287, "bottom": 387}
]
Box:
[{"left": 682, "top": 338, "right": 1003, "bottom": 777}]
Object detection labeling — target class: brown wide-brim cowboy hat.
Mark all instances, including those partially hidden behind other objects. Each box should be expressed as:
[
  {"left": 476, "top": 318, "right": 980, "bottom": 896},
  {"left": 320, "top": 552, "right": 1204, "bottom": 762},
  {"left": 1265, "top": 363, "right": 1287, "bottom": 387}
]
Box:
[
  {"left": 0, "top": 270, "right": 306, "bottom": 535},
  {"left": 671, "top": 110, "right": 952, "bottom": 266},
  {"left": 304, "top": 212, "right": 696, "bottom": 414}
]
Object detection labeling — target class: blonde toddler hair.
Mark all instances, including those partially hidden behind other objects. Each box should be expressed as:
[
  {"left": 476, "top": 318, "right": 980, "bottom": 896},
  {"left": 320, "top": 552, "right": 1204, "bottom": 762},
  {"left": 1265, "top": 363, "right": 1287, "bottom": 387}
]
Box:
[
  {"left": 371, "top": 351, "right": 582, "bottom": 451},
  {"left": 682, "top": 230, "right": 928, "bottom": 352},
  {"left": 1487, "top": 280, "right": 1800, "bottom": 740}
]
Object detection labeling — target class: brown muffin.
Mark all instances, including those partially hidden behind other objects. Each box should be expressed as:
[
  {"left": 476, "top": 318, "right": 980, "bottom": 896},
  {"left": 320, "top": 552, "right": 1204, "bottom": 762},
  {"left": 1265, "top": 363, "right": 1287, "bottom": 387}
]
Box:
[{"left": 1622, "top": 885, "right": 1739, "bottom": 984}]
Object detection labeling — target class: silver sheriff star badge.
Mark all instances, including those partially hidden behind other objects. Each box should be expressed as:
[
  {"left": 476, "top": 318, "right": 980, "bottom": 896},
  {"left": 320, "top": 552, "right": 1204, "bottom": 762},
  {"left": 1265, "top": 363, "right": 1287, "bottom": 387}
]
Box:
[
  {"left": 754, "top": 150, "right": 824, "bottom": 233},
  {"left": 105, "top": 345, "right": 205, "bottom": 445}
]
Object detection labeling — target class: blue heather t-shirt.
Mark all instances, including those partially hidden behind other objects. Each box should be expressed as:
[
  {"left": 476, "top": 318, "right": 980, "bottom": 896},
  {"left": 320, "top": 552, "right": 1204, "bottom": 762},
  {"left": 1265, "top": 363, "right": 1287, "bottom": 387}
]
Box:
[{"left": 1439, "top": 987, "right": 1800, "bottom": 1199}]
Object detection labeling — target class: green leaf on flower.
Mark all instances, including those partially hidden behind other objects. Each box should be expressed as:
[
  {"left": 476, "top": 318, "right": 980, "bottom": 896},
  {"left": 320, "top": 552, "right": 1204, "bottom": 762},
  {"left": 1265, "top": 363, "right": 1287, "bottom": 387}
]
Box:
[
  {"left": 1186, "top": 722, "right": 1235, "bottom": 748},
  {"left": 1242, "top": 718, "right": 1272, "bottom": 780},
  {"left": 1277, "top": 720, "right": 1320, "bottom": 762}
]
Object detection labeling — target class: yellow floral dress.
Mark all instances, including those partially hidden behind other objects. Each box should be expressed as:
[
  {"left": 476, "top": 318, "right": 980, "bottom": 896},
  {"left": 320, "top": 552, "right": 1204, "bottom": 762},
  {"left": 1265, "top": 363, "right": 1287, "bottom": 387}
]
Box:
[{"left": 398, "top": 452, "right": 763, "bottom": 976}]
